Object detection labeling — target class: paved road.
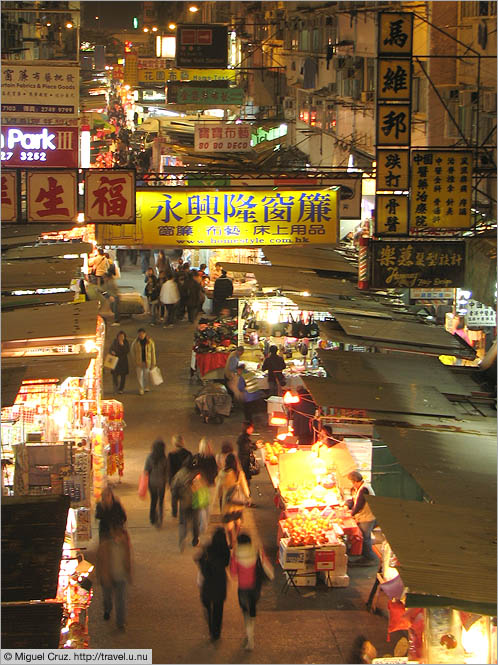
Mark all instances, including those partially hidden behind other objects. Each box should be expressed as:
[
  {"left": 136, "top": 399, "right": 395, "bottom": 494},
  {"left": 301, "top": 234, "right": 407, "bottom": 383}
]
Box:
[{"left": 86, "top": 264, "right": 391, "bottom": 663}]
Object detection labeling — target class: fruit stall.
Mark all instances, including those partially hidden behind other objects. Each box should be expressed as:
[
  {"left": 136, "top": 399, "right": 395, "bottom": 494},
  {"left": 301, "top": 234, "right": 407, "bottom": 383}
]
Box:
[{"left": 262, "top": 441, "right": 366, "bottom": 588}]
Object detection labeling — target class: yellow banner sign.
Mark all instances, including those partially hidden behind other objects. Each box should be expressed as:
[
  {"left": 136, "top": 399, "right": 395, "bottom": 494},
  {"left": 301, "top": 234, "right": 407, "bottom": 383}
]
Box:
[
  {"left": 377, "top": 103, "right": 411, "bottom": 146},
  {"left": 378, "top": 12, "right": 413, "bottom": 57},
  {"left": 377, "top": 59, "right": 411, "bottom": 101},
  {"left": 410, "top": 151, "right": 472, "bottom": 229},
  {"left": 138, "top": 68, "right": 236, "bottom": 84},
  {"left": 97, "top": 189, "right": 338, "bottom": 247},
  {"left": 375, "top": 193, "right": 409, "bottom": 235},
  {"left": 376, "top": 149, "right": 410, "bottom": 191}
]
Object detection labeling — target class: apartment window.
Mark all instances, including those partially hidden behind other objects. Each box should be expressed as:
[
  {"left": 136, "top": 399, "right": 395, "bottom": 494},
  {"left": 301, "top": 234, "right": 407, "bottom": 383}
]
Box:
[
  {"left": 312, "top": 28, "right": 321, "bottom": 52},
  {"left": 412, "top": 78, "right": 427, "bottom": 114},
  {"left": 460, "top": 1, "right": 497, "bottom": 18},
  {"left": 299, "top": 29, "right": 310, "bottom": 52}
]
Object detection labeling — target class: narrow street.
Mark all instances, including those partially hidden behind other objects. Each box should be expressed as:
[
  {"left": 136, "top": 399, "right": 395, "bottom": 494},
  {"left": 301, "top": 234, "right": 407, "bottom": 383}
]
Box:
[{"left": 86, "top": 264, "right": 391, "bottom": 664}]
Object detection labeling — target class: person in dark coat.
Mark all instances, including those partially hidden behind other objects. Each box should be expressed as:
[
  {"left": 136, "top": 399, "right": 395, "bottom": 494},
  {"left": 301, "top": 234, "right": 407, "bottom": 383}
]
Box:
[
  {"left": 95, "top": 486, "right": 127, "bottom": 541},
  {"left": 236, "top": 421, "right": 257, "bottom": 499},
  {"left": 144, "top": 439, "right": 168, "bottom": 527},
  {"left": 213, "top": 270, "right": 233, "bottom": 314},
  {"left": 186, "top": 270, "right": 205, "bottom": 323},
  {"left": 195, "top": 527, "right": 230, "bottom": 642},
  {"left": 290, "top": 386, "right": 317, "bottom": 445},
  {"left": 109, "top": 331, "right": 130, "bottom": 393},
  {"left": 262, "top": 345, "right": 286, "bottom": 396},
  {"left": 171, "top": 456, "right": 200, "bottom": 550},
  {"left": 195, "top": 438, "right": 218, "bottom": 486},
  {"left": 168, "top": 434, "right": 192, "bottom": 518}
]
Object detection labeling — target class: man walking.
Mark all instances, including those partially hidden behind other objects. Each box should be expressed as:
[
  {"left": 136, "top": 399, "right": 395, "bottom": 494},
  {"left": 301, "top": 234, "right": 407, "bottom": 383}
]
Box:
[{"left": 130, "top": 328, "right": 156, "bottom": 395}]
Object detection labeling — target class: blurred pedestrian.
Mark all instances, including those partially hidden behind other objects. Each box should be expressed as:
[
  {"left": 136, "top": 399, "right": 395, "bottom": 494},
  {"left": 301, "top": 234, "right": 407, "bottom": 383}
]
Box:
[
  {"left": 89, "top": 248, "right": 109, "bottom": 287},
  {"left": 230, "top": 533, "right": 274, "bottom": 651},
  {"left": 216, "top": 441, "right": 235, "bottom": 472},
  {"left": 168, "top": 435, "right": 192, "bottom": 518},
  {"left": 175, "top": 268, "right": 189, "bottom": 321},
  {"left": 262, "top": 345, "right": 286, "bottom": 396},
  {"left": 96, "top": 526, "right": 132, "bottom": 630},
  {"left": 144, "top": 439, "right": 168, "bottom": 527},
  {"left": 160, "top": 273, "right": 180, "bottom": 327},
  {"left": 235, "top": 364, "right": 265, "bottom": 425},
  {"left": 171, "top": 456, "right": 200, "bottom": 550},
  {"left": 196, "top": 438, "right": 218, "bottom": 486},
  {"left": 95, "top": 486, "right": 127, "bottom": 542},
  {"left": 237, "top": 421, "right": 258, "bottom": 502},
  {"left": 140, "top": 249, "right": 151, "bottom": 274},
  {"left": 144, "top": 270, "right": 160, "bottom": 325},
  {"left": 186, "top": 270, "right": 205, "bottom": 323},
  {"left": 195, "top": 528, "right": 230, "bottom": 642},
  {"left": 156, "top": 249, "right": 168, "bottom": 275},
  {"left": 109, "top": 330, "right": 130, "bottom": 393},
  {"left": 215, "top": 453, "right": 249, "bottom": 549},
  {"left": 213, "top": 269, "right": 233, "bottom": 315},
  {"left": 194, "top": 438, "right": 218, "bottom": 532},
  {"left": 130, "top": 328, "right": 156, "bottom": 395}
]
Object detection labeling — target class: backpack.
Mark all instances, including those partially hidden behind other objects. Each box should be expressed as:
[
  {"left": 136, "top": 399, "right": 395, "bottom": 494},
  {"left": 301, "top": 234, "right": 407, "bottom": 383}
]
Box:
[{"left": 107, "top": 262, "right": 117, "bottom": 277}]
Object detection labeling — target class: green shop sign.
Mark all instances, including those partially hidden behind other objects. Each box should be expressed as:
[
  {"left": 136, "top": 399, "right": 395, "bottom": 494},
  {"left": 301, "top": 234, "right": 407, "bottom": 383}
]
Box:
[{"left": 176, "top": 87, "right": 244, "bottom": 106}]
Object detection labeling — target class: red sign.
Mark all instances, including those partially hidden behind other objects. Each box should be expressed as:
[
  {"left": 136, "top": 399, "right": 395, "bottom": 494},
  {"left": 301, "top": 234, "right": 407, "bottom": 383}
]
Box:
[
  {"left": 1, "top": 171, "right": 18, "bottom": 222},
  {"left": 27, "top": 170, "right": 78, "bottom": 223},
  {"left": 315, "top": 549, "right": 336, "bottom": 571},
  {"left": 1, "top": 126, "right": 78, "bottom": 168},
  {"left": 84, "top": 170, "right": 136, "bottom": 224}
]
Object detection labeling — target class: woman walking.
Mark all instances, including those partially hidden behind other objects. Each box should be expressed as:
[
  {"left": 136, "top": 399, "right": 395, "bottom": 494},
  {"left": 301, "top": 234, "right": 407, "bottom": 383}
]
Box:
[
  {"left": 236, "top": 421, "right": 258, "bottom": 503},
  {"left": 109, "top": 330, "right": 130, "bottom": 394},
  {"left": 196, "top": 528, "right": 230, "bottom": 642},
  {"left": 96, "top": 526, "right": 132, "bottom": 631},
  {"left": 215, "top": 453, "right": 250, "bottom": 549},
  {"left": 193, "top": 438, "right": 218, "bottom": 533},
  {"left": 230, "top": 533, "right": 274, "bottom": 651},
  {"left": 144, "top": 439, "right": 168, "bottom": 527},
  {"left": 160, "top": 273, "right": 180, "bottom": 327},
  {"left": 95, "top": 486, "right": 127, "bottom": 542}
]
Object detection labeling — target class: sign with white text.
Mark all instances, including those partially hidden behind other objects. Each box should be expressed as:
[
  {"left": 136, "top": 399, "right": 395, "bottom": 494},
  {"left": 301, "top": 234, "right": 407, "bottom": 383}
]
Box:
[
  {"left": 27, "top": 170, "right": 78, "bottom": 223},
  {"left": 138, "top": 67, "right": 236, "bottom": 84},
  {"left": 176, "top": 25, "right": 228, "bottom": 68},
  {"left": 1, "top": 125, "right": 78, "bottom": 168},
  {"left": 194, "top": 124, "right": 252, "bottom": 152},
  {"left": 1, "top": 65, "right": 79, "bottom": 118}
]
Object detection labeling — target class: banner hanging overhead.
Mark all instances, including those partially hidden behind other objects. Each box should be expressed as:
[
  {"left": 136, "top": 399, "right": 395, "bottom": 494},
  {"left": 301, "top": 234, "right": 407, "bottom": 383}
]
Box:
[
  {"left": 26, "top": 170, "right": 78, "bottom": 223},
  {"left": 194, "top": 124, "right": 252, "bottom": 152},
  {"left": 84, "top": 170, "right": 136, "bottom": 224},
  {"left": 97, "top": 189, "right": 339, "bottom": 248},
  {"left": 1, "top": 125, "right": 79, "bottom": 168},
  {"left": 370, "top": 240, "right": 466, "bottom": 289},
  {"left": 1, "top": 65, "right": 79, "bottom": 118},
  {"left": 138, "top": 68, "right": 236, "bottom": 84}
]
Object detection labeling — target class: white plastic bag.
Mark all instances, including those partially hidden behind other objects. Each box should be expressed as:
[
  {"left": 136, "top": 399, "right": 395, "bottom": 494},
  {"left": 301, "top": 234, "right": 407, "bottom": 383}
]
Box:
[{"left": 150, "top": 366, "right": 163, "bottom": 386}]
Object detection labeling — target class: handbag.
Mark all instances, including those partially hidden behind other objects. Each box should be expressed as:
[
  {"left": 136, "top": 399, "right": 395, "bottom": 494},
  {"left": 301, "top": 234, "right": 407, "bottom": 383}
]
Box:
[
  {"left": 150, "top": 366, "right": 163, "bottom": 386},
  {"left": 138, "top": 471, "right": 148, "bottom": 499},
  {"left": 225, "top": 481, "right": 249, "bottom": 506},
  {"left": 249, "top": 451, "right": 260, "bottom": 476},
  {"left": 104, "top": 353, "right": 119, "bottom": 370}
]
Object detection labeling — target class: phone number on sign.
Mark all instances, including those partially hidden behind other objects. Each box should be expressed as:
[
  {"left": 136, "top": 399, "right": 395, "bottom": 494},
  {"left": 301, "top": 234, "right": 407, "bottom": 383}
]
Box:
[{"left": 1, "top": 151, "right": 47, "bottom": 161}]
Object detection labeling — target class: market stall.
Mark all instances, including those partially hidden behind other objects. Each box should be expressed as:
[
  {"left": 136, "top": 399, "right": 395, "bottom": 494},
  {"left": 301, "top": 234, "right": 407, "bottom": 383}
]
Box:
[{"left": 192, "top": 313, "right": 238, "bottom": 380}]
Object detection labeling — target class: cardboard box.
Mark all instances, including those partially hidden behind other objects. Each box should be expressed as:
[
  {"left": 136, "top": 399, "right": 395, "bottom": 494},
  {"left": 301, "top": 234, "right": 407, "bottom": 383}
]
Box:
[
  {"left": 267, "top": 395, "right": 284, "bottom": 414},
  {"left": 279, "top": 538, "right": 312, "bottom": 570},
  {"left": 327, "top": 574, "right": 350, "bottom": 588}
]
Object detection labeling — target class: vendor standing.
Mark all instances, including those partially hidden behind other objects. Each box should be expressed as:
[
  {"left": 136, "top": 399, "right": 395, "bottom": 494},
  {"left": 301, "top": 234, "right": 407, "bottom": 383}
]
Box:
[
  {"left": 346, "top": 471, "right": 378, "bottom": 566},
  {"left": 224, "top": 346, "right": 244, "bottom": 396},
  {"left": 261, "top": 345, "right": 286, "bottom": 396},
  {"left": 212, "top": 270, "right": 233, "bottom": 314}
]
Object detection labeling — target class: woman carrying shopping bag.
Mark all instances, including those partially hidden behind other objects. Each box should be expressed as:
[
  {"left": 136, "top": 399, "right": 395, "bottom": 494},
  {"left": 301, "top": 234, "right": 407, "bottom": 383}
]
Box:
[
  {"left": 108, "top": 331, "right": 130, "bottom": 394},
  {"left": 130, "top": 328, "right": 156, "bottom": 395}
]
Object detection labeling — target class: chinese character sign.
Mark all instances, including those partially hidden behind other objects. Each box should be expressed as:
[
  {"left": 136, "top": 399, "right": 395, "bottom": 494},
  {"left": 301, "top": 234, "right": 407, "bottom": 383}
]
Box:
[
  {"left": 124, "top": 53, "right": 138, "bottom": 87},
  {"left": 370, "top": 240, "right": 466, "bottom": 289},
  {"left": 97, "top": 189, "right": 339, "bottom": 247},
  {"left": 410, "top": 151, "right": 473, "bottom": 230},
  {"left": 85, "top": 171, "right": 136, "bottom": 223},
  {"left": 172, "top": 86, "right": 244, "bottom": 106},
  {"left": 466, "top": 300, "right": 497, "bottom": 327},
  {"left": 195, "top": 124, "right": 252, "bottom": 152},
  {"left": 376, "top": 194, "right": 409, "bottom": 235},
  {"left": 377, "top": 103, "right": 411, "bottom": 146},
  {"left": 27, "top": 171, "right": 77, "bottom": 223},
  {"left": 176, "top": 25, "right": 228, "bottom": 68},
  {"left": 376, "top": 149, "right": 410, "bottom": 191},
  {"left": 377, "top": 59, "right": 412, "bottom": 101},
  {"left": 378, "top": 13, "right": 413, "bottom": 56},
  {"left": 138, "top": 68, "right": 236, "bottom": 84},
  {"left": 1, "top": 171, "right": 17, "bottom": 223},
  {"left": 1, "top": 65, "right": 79, "bottom": 118}
]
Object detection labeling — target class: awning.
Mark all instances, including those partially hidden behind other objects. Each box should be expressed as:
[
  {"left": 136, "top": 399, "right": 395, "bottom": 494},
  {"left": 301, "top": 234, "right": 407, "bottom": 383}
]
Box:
[
  {"left": 302, "top": 376, "right": 458, "bottom": 418},
  {"left": 2, "top": 354, "right": 96, "bottom": 382},
  {"left": 317, "top": 350, "right": 479, "bottom": 397},
  {"left": 288, "top": 294, "right": 394, "bottom": 318},
  {"left": 375, "top": 425, "right": 497, "bottom": 509},
  {"left": 2, "top": 301, "right": 99, "bottom": 344},
  {"left": 262, "top": 246, "right": 357, "bottom": 274},
  {"left": 2, "top": 292, "right": 75, "bottom": 310},
  {"left": 2, "top": 495, "right": 70, "bottom": 602},
  {"left": 366, "top": 496, "right": 496, "bottom": 615},
  {"left": 1, "top": 603, "right": 64, "bottom": 649},
  {"left": 1, "top": 367, "right": 27, "bottom": 408},
  {"left": 221, "top": 262, "right": 359, "bottom": 297},
  {"left": 1, "top": 225, "right": 78, "bottom": 248},
  {"left": 2, "top": 258, "right": 83, "bottom": 290},
  {"left": 3, "top": 242, "right": 93, "bottom": 260}
]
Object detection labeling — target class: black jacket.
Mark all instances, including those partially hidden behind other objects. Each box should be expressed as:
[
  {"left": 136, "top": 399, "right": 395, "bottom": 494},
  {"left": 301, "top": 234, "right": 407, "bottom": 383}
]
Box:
[
  {"left": 168, "top": 447, "right": 192, "bottom": 484},
  {"left": 95, "top": 499, "right": 127, "bottom": 540},
  {"left": 213, "top": 276, "right": 233, "bottom": 301},
  {"left": 199, "top": 543, "right": 230, "bottom": 602},
  {"left": 262, "top": 353, "right": 286, "bottom": 384},
  {"left": 109, "top": 338, "right": 130, "bottom": 375},
  {"left": 145, "top": 453, "right": 168, "bottom": 490},
  {"left": 237, "top": 433, "right": 257, "bottom": 469}
]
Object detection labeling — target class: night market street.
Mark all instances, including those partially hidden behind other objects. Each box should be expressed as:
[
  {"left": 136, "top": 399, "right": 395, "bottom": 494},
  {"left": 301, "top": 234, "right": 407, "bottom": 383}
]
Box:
[{"left": 85, "top": 265, "right": 390, "bottom": 664}]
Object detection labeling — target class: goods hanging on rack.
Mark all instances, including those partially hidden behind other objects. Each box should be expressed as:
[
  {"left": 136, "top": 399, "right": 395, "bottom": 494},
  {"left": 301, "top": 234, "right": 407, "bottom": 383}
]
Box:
[{"left": 192, "top": 314, "right": 238, "bottom": 379}]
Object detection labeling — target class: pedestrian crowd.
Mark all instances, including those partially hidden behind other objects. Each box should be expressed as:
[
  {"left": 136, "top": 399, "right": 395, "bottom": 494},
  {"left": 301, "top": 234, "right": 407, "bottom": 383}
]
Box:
[{"left": 94, "top": 428, "right": 273, "bottom": 649}]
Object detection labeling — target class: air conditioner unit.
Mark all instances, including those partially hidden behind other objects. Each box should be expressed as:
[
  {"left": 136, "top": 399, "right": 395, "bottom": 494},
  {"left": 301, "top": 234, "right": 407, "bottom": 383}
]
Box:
[{"left": 361, "top": 91, "right": 374, "bottom": 102}]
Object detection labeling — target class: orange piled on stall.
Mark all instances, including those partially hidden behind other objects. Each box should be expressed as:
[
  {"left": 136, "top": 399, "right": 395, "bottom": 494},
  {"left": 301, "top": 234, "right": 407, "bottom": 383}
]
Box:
[
  {"left": 280, "top": 509, "right": 339, "bottom": 547},
  {"left": 264, "top": 440, "right": 287, "bottom": 465}
]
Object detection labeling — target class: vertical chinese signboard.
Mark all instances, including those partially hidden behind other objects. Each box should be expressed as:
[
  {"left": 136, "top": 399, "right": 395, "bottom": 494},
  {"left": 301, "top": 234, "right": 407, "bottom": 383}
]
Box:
[
  {"left": 375, "top": 13, "right": 413, "bottom": 236},
  {"left": 1, "top": 171, "right": 18, "bottom": 223},
  {"left": 26, "top": 170, "right": 78, "bottom": 223},
  {"left": 84, "top": 170, "right": 136, "bottom": 223},
  {"left": 410, "top": 150, "right": 473, "bottom": 230}
]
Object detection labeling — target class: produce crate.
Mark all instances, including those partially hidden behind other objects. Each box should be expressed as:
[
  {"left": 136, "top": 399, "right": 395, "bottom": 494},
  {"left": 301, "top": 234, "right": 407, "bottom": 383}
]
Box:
[{"left": 279, "top": 538, "right": 312, "bottom": 570}]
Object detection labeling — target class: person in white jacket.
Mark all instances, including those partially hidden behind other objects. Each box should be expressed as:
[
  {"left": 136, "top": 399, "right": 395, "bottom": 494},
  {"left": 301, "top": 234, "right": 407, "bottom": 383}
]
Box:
[{"left": 160, "top": 274, "right": 180, "bottom": 327}]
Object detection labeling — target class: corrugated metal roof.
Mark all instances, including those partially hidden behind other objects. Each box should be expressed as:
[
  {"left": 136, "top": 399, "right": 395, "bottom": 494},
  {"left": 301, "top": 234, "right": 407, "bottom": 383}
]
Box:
[
  {"left": 2, "top": 354, "right": 95, "bottom": 382},
  {"left": 1, "top": 367, "right": 26, "bottom": 408},
  {"left": 288, "top": 294, "right": 394, "bottom": 318},
  {"left": 375, "top": 425, "right": 497, "bottom": 509},
  {"left": 318, "top": 350, "right": 478, "bottom": 397},
  {"left": 2, "top": 301, "right": 99, "bottom": 343},
  {"left": 302, "top": 376, "right": 458, "bottom": 417},
  {"left": 263, "top": 246, "right": 357, "bottom": 274},
  {"left": 221, "top": 262, "right": 359, "bottom": 297},
  {"left": 2, "top": 258, "right": 83, "bottom": 290},
  {"left": 2, "top": 495, "right": 70, "bottom": 602},
  {"left": 3, "top": 242, "right": 93, "bottom": 260},
  {"left": 366, "top": 496, "right": 497, "bottom": 615}
]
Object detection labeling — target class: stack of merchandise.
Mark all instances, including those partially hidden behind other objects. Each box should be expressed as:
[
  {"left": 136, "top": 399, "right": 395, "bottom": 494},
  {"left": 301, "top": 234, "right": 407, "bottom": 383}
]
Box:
[{"left": 193, "top": 317, "right": 238, "bottom": 354}]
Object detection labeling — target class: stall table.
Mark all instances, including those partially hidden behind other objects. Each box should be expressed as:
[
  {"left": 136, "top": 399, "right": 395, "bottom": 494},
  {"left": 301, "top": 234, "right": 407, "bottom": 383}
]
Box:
[{"left": 195, "top": 351, "right": 230, "bottom": 378}]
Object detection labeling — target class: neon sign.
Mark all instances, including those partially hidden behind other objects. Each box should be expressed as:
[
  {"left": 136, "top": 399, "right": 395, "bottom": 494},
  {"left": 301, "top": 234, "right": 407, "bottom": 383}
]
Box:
[{"left": 0, "top": 126, "right": 78, "bottom": 168}]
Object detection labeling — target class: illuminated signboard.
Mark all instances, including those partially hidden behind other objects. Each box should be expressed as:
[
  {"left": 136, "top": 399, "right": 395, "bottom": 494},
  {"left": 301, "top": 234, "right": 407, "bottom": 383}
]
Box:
[
  {"left": 0, "top": 126, "right": 79, "bottom": 168},
  {"left": 96, "top": 189, "right": 339, "bottom": 247},
  {"left": 194, "top": 123, "right": 252, "bottom": 152},
  {"left": 176, "top": 25, "right": 228, "bottom": 68}
]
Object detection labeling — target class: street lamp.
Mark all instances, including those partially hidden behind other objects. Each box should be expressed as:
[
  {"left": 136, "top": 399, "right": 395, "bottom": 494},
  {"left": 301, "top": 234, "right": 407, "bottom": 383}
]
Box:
[
  {"left": 168, "top": 23, "right": 176, "bottom": 30},
  {"left": 152, "top": 26, "right": 158, "bottom": 32},
  {"left": 189, "top": 5, "right": 199, "bottom": 13}
]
